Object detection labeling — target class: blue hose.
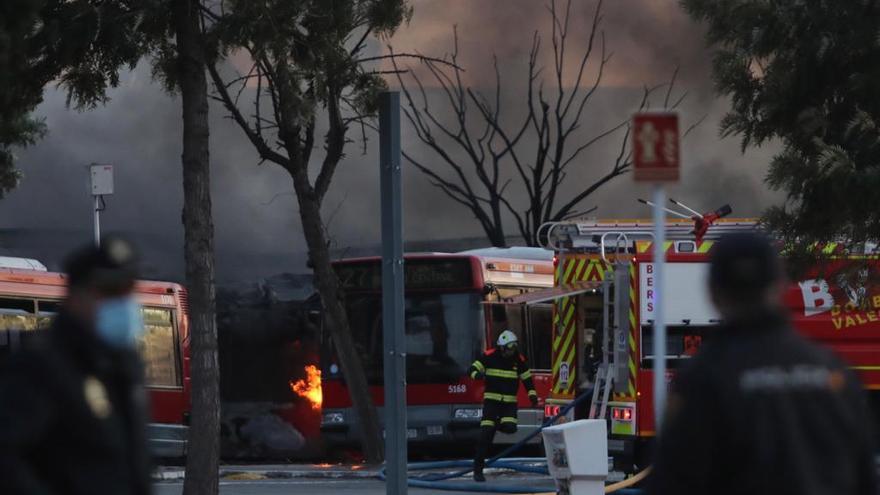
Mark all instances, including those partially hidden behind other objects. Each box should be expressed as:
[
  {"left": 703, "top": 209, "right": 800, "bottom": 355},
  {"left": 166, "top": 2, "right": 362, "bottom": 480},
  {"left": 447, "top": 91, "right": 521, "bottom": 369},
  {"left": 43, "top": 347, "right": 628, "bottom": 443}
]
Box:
[
  {"left": 395, "top": 458, "right": 555, "bottom": 493},
  {"left": 380, "top": 389, "right": 629, "bottom": 493}
]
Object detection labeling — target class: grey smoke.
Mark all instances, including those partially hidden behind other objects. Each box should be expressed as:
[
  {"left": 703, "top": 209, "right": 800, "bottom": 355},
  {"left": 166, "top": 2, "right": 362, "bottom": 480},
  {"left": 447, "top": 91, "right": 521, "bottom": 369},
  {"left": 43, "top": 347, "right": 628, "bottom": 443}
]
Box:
[{"left": 1, "top": 0, "right": 780, "bottom": 282}]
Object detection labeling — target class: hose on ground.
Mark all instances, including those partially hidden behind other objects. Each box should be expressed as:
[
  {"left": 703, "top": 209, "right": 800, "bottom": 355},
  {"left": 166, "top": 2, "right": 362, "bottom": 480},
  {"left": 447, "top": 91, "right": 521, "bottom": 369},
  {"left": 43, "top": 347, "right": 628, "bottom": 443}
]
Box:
[
  {"left": 407, "top": 388, "right": 595, "bottom": 484},
  {"left": 605, "top": 467, "right": 651, "bottom": 493},
  {"left": 530, "top": 467, "right": 652, "bottom": 495},
  {"left": 380, "top": 388, "right": 653, "bottom": 492},
  {"left": 392, "top": 458, "right": 556, "bottom": 493}
]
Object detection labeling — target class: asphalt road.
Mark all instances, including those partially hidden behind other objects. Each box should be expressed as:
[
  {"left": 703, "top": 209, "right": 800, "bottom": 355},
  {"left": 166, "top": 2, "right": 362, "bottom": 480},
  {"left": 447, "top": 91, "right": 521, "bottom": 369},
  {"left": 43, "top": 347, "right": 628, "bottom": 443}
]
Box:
[{"left": 154, "top": 479, "right": 551, "bottom": 494}]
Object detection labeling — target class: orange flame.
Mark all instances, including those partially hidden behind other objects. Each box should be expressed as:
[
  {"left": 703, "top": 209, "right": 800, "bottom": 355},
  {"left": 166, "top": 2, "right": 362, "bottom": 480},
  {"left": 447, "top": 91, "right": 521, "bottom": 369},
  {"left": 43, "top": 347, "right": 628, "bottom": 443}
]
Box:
[{"left": 290, "top": 365, "right": 322, "bottom": 411}]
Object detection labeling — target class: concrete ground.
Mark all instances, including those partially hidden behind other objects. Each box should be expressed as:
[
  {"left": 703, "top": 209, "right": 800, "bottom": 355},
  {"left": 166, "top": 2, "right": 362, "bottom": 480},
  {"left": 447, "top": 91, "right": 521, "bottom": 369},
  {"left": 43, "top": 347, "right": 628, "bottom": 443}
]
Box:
[
  {"left": 154, "top": 478, "right": 544, "bottom": 495},
  {"left": 153, "top": 463, "right": 557, "bottom": 494}
]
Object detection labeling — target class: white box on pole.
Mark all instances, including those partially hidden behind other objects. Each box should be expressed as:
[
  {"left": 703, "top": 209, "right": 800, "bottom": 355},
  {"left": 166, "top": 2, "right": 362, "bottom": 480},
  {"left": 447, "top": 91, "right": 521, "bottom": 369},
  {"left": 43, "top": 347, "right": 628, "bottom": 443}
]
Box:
[{"left": 90, "top": 164, "right": 114, "bottom": 195}]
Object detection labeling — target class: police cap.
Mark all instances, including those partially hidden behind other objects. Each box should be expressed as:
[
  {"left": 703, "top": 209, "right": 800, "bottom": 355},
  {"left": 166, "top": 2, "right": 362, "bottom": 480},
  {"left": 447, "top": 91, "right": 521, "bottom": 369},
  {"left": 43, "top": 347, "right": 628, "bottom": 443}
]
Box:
[
  {"left": 64, "top": 236, "right": 139, "bottom": 293},
  {"left": 709, "top": 232, "right": 781, "bottom": 294}
]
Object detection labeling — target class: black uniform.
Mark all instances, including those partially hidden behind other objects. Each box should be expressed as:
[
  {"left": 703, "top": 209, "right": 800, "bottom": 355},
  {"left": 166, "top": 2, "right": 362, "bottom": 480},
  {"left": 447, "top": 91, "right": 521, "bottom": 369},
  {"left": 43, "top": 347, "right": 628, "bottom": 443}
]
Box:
[
  {"left": 0, "top": 312, "right": 151, "bottom": 495},
  {"left": 469, "top": 348, "right": 537, "bottom": 473},
  {"left": 650, "top": 309, "right": 878, "bottom": 495}
]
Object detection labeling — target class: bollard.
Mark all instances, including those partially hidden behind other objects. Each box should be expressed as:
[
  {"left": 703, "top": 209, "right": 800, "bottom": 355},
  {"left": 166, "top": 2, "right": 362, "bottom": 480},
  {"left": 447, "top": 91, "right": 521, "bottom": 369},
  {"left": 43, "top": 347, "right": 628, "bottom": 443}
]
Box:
[{"left": 542, "top": 419, "right": 607, "bottom": 495}]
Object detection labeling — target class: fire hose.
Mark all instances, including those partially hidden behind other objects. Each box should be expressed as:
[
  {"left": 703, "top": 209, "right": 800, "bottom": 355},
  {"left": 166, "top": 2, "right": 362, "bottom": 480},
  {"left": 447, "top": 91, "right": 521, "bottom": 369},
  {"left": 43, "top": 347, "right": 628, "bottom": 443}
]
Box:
[{"left": 377, "top": 388, "right": 651, "bottom": 493}]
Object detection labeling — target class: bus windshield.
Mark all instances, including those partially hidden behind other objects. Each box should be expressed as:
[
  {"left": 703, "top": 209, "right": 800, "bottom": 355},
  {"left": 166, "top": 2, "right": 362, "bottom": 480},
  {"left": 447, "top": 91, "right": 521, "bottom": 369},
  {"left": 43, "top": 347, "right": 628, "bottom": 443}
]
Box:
[{"left": 339, "top": 292, "right": 483, "bottom": 384}]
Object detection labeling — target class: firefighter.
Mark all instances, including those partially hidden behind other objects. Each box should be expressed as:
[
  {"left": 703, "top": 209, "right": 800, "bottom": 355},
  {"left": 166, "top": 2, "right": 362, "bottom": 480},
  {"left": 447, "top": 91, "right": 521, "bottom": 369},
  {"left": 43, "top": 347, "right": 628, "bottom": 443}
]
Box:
[
  {"left": 469, "top": 329, "right": 539, "bottom": 482},
  {"left": 650, "top": 233, "right": 877, "bottom": 495},
  {"left": 0, "top": 238, "right": 151, "bottom": 495}
]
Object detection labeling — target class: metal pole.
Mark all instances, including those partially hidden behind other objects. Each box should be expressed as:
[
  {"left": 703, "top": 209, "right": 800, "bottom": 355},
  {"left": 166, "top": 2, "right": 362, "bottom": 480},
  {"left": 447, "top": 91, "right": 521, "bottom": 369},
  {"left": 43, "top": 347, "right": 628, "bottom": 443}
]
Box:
[
  {"left": 651, "top": 185, "right": 667, "bottom": 428},
  {"left": 93, "top": 195, "right": 101, "bottom": 246},
  {"left": 379, "top": 91, "right": 407, "bottom": 495}
]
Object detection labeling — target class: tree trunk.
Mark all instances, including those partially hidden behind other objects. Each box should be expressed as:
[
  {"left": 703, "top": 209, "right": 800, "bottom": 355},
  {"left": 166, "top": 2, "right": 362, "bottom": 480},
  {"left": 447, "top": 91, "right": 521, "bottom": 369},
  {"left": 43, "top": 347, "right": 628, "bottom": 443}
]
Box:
[
  {"left": 488, "top": 198, "right": 508, "bottom": 248},
  {"left": 287, "top": 166, "right": 384, "bottom": 464},
  {"left": 175, "top": 1, "right": 220, "bottom": 493}
]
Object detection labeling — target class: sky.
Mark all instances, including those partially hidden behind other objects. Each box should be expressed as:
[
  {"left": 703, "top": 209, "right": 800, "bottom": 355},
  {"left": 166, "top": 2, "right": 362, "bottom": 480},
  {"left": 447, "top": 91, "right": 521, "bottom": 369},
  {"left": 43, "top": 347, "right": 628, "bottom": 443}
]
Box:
[{"left": 0, "top": 0, "right": 781, "bottom": 282}]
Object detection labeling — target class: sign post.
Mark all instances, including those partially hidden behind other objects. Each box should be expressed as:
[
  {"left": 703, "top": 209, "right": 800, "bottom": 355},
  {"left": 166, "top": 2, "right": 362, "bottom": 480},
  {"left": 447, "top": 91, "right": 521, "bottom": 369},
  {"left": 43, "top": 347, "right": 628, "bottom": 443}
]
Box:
[
  {"left": 89, "top": 164, "right": 114, "bottom": 246},
  {"left": 379, "top": 92, "right": 407, "bottom": 495},
  {"left": 632, "top": 112, "right": 679, "bottom": 429}
]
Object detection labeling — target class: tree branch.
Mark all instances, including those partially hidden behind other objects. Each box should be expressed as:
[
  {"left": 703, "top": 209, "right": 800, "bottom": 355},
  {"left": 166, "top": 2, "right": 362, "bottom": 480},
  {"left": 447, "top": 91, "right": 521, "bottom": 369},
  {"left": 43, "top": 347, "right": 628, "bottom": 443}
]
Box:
[{"left": 208, "top": 61, "right": 290, "bottom": 167}]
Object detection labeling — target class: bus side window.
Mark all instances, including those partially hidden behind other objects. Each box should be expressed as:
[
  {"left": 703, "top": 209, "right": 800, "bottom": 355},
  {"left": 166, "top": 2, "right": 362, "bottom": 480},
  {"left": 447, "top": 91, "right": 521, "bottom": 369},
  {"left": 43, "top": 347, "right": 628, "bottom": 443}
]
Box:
[
  {"left": 0, "top": 298, "right": 39, "bottom": 356},
  {"left": 139, "top": 308, "right": 181, "bottom": 387},
  {"left": 0, "top": 298, "right": 38, "bottom": 332},
  {"left": 36, "top": 300, "right": 61, "bottom": 329},
  {"left": 526, "top": 304, "right": 553, "bottom": 370}
]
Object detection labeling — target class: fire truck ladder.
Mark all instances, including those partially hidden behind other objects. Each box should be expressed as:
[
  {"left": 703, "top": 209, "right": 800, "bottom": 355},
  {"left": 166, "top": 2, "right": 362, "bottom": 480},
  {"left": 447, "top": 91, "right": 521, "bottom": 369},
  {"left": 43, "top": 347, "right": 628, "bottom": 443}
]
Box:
[
  {"left": 589, "top": 363, "right": 615, "bottom": 420},
  {"left": 589, "top": 277, "right": 616, "bottom": 420},
  {"left": 538, "top": 218, "right": 761, "bottom": 254}
]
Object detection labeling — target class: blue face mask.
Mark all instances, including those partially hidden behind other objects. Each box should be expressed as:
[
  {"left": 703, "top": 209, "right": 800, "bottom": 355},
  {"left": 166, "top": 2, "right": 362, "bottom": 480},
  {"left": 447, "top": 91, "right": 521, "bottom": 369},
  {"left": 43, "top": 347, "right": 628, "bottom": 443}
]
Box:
[{"left": 94, "top": 297, "right": 144, "bottom": 349}]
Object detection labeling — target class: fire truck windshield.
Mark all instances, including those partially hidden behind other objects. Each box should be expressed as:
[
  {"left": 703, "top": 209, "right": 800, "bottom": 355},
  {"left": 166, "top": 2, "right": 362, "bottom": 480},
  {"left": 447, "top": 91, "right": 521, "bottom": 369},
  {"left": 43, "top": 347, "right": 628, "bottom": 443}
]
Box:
[{"left": 338, "top": 292, "right": 483, "bottom": 384}]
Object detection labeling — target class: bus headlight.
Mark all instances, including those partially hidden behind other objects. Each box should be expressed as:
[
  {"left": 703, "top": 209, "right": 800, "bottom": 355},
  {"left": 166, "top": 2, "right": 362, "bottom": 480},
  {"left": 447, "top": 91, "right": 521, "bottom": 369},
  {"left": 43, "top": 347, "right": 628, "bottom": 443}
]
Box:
[
  {"left": 453, "top": 408, "right": 483, "bottom": 419},
  {"left": 322, "top": 412, "right": 345, "bottom": 425}
]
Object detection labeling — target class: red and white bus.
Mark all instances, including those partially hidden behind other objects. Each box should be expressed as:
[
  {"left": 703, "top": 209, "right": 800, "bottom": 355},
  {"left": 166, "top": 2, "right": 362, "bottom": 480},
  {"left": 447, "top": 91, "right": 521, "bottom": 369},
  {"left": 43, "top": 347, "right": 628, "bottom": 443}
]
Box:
[
  {"left": 320, "top": 248, "right": 556, "bottom": 447},
  {"left": 0, "top": 262, "right": 190, "bottom": 457},
  {"left": 534, "top": 218, "right": 880, "bottom": 471}
]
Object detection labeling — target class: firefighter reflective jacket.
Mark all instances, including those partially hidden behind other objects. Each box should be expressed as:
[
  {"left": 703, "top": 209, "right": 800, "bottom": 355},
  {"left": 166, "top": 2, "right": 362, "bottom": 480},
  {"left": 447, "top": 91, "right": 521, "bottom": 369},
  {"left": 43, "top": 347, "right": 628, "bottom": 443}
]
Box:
[{"left": 469, "top": 348, "right": 537, "bottom": 403}]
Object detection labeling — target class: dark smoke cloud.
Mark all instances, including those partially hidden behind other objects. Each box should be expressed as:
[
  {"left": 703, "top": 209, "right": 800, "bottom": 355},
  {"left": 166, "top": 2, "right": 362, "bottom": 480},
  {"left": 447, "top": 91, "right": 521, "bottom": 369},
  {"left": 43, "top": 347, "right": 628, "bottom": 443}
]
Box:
[{"left": 1, "top": 0, "right": 780, "bottom": 282}]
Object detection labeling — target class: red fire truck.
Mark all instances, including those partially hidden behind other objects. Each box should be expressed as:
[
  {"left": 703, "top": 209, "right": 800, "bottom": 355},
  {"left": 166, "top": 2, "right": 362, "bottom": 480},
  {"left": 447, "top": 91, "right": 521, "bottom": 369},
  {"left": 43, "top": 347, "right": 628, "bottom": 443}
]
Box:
[
  {"left": 0, "top": 262, "right": 190, "bottom": 457},
  {"left": 320, "top": 248, "right": 557, "bottom": 448},
  {"left": 506, "top": 218, "right": 880, "bottom": 471}
]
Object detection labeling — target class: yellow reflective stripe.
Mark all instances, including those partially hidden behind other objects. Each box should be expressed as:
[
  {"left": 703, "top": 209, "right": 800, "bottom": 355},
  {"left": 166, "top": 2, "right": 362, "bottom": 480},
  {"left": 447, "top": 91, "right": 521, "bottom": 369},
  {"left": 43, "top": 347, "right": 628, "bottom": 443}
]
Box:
[
  {"left": 519, "top": 371, "right": 532, "bottom": 380},
  {"left": 480, "top": 420, "right": 496, "bottom": 427},
  {"left": 472, "top": 361, "right": 486, "bottom": 373},
  {"left": 470, "top": 370, "right": 480, "bottom": 379},
  {"left": 486, "top": 392, "right": 519, "bottom": 402},
  {"left": 500, "top": 417, "right": 517, "bottom": 424},
  {"left": 527, "top": 389, "right": 537, "bottom": 397},
  {"left": 697, "top": 241, "right": 714, "bottom": 253},
  {"left": 486, "top": 368, "right": 519, "bottom": 379}
]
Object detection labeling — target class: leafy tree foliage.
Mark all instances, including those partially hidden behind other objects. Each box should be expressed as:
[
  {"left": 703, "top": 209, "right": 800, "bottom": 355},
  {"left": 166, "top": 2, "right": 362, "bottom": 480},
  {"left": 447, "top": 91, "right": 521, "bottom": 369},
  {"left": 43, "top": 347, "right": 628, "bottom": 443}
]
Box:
[
  {"left": 682, "top": 0, "right": 880, "bottom": 256},
  {"left": 0, "top": 0, "right": 157, "bottom": 197},
  {"left": 3, "top": 2, "right": 221, "bottom": 492}
]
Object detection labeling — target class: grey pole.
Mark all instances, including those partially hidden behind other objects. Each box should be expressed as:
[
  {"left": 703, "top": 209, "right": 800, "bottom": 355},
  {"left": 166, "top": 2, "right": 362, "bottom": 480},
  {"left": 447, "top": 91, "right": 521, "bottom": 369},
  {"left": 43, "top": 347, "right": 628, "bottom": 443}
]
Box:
[
  {"left": 93, "top": 195, "right": 101, "bottom": 247},
  {"left": 651, "top": 185, "right": 667, "bottom": 427},
  {"left": 379, "top": 91, "right": 407, "bottom": 495}
]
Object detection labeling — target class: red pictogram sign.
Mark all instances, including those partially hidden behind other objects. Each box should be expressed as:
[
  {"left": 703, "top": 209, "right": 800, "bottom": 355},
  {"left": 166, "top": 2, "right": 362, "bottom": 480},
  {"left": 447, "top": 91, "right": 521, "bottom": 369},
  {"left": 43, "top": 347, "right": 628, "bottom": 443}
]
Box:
[{"left": 632, "top": 112, "right": 680, "bottom": 182}]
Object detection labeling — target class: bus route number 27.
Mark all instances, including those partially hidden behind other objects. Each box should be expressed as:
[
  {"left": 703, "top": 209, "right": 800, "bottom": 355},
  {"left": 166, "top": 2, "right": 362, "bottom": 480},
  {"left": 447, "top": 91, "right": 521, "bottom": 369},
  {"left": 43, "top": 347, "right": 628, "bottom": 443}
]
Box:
[{"left": 448, "top": 384, "right": 467, "bottom": 394}]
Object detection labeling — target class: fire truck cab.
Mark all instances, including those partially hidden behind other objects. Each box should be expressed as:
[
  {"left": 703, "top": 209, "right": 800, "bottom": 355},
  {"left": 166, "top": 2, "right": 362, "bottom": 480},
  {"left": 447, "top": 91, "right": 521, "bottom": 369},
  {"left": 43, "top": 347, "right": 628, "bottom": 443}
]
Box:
[{"left": 510, "top": 217, "right": 880, "bottom": 472}]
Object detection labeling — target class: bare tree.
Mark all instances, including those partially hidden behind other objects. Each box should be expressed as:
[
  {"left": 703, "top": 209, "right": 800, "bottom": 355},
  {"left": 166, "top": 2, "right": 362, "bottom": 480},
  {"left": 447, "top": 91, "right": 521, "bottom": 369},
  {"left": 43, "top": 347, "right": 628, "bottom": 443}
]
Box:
[{"left": 395, "top": 0, "right": 701, "bottom": 246}]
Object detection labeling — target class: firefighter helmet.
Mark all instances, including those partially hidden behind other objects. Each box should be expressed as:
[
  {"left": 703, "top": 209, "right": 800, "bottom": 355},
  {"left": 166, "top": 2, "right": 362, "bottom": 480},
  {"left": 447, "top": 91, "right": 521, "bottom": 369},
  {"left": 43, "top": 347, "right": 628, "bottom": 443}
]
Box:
[{"left": 497, "top": 330, "right": 518, "bottom": 347}]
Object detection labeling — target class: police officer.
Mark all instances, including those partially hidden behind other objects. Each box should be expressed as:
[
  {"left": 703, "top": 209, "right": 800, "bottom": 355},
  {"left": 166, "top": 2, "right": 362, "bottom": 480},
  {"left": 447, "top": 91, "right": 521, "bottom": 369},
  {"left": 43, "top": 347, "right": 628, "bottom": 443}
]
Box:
[
  {"left": 650, "top": 233, "right": 878, "bottom": 495},
  {"left": 469, "top": 330, "right": 539, "bottom": 482},
  {"left": 0, "top": 237, "right": 151, "bottom": 495}
]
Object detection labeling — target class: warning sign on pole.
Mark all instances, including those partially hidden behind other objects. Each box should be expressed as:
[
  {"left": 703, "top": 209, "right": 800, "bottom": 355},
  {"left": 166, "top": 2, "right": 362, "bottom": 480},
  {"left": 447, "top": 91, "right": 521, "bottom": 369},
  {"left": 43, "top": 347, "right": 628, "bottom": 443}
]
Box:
[{"left": 632, "top": 112, "right": 680, "bottom": 182}]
